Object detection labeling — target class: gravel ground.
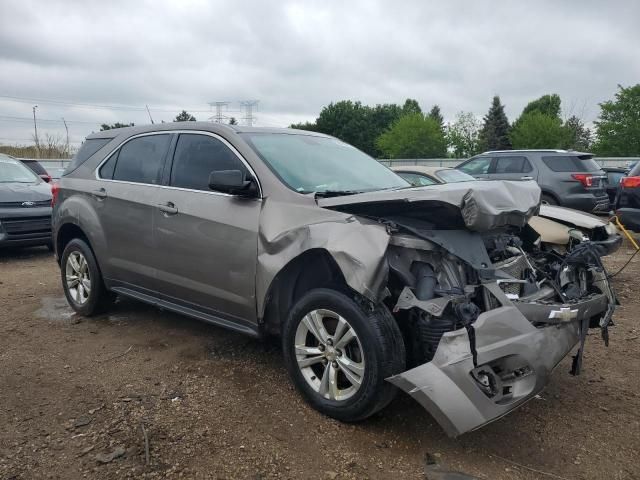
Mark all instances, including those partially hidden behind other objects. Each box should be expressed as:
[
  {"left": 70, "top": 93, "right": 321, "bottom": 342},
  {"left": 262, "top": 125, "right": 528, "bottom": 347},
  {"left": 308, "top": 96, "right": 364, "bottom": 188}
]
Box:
[{"left": 0, "top": 244, "right": 639, "bottom": 480}]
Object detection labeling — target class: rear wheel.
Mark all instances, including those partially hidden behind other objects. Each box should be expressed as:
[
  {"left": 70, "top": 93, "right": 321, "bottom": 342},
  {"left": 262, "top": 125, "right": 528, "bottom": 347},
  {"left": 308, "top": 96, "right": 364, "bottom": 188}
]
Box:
[
  {"left": 541, "top": 193, "right": 558, "bottom": 205},
  {"left": 61, "top": 238, "right": 114, "bottom": 316},
  {"left": 282, "top": 288, "right": 405, "bottom": 422}
]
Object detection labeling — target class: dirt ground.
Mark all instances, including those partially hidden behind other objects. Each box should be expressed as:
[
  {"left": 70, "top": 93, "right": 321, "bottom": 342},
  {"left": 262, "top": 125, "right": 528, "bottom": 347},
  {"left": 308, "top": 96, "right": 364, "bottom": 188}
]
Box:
[{"left": 0, "top": 245, "right": 639, "bottom": 480}]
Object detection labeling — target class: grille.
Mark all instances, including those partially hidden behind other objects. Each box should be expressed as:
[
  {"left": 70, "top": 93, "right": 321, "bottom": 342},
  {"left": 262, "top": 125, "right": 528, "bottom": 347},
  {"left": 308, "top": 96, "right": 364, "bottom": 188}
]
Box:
[
  {"left": 0, "top": 200, "right": 51, "bottom": 208},
  {"left": 493, "top": 254, "right": 528, "bottom": 296},
  {"left": 1, "top": 216, "right": 52, "bottom": 235}
]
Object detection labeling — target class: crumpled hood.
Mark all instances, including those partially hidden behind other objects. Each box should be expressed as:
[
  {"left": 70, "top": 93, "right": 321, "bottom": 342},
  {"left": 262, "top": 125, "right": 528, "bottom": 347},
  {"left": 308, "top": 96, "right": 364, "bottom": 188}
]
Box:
[
  {"left": 0, "top": 182, "right": 51, "bottom": 203},
  {"left": 538, "top": 204, "right": 609, "bottom": 229},
  {"left": 318, "top": 180, "right": 541, "bottom": 232}
]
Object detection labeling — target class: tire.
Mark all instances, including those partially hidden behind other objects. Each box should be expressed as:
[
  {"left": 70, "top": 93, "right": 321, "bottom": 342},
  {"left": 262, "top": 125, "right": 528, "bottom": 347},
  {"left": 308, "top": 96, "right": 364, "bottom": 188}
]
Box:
[
  {"left": 541, "top": 193, "right": 558, "bottom": 206},
  {"left": 282, "top": 288, "right": 405, "bottom": 422},
  {"left": 60, "top": 238, "right": 114, "bottom": 316}
]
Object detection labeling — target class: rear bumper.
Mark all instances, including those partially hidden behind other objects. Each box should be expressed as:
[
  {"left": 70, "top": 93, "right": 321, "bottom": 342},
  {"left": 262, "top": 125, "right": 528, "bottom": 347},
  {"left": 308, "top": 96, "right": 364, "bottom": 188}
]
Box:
[
  {"left": 387, "top": 291, "right": 610, "bottom": 437},
  {"left": 616, "top": 208, "right": 640, "bottom": 232},
  {"left": 562, "top": 194, "right": 610, "bottom": 213}
]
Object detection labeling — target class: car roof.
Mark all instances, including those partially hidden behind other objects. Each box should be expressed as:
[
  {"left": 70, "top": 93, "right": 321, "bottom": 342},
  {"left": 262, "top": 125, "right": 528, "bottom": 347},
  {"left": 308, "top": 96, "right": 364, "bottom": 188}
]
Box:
[
  {"left": 477, "top": 149, "right": 592, "bottom": 156},
  {"left": 86, "top": 122, "right": 331, "bottom": 140},
  {"left": 390, "top": 165, "right": 452, "bottom": 176}
]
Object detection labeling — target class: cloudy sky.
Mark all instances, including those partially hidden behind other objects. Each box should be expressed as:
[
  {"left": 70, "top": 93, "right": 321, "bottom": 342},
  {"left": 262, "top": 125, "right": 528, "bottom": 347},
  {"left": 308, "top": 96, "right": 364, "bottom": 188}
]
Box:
[{"left": 0, "top": 0, "right": 638, "bottom": 147}]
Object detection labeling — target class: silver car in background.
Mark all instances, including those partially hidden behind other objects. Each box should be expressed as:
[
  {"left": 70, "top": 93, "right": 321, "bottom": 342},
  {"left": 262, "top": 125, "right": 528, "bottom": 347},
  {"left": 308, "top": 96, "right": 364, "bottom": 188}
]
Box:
[{"left": 53, "top": 123, "right": 618, "bottom": 436}]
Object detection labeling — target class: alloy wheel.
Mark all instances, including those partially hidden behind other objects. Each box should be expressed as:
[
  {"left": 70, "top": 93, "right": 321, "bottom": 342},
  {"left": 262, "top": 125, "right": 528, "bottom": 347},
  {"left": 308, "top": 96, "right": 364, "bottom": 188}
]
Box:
[
  {"left": 65, "top": 251, "right": 91, "bottom": 305},
  {"left": 294, "top": 309, "right": 365, "bottom": 401}
]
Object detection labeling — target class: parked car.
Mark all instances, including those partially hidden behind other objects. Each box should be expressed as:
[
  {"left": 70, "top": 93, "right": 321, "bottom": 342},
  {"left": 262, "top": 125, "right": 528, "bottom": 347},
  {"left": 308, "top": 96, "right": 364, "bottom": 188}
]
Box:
[
  {"left": 615, "top": 162, "right": 640, "bottom": 231},
  {"left": 393, "top": 166, "right": 621, "bottom": 255},
  {"left": 390, "top": 165, "right": 476, "bottom": 185},
  {"left": 53, "top": 124, "right": 617, "bottom": 437},
  {"left": 0, "top": 154, "right": 53, "bottom": 249},
  {"left": 601, "top": 166, "right": 627, "bottom": 208},
  {"left": 457, "top": 150, "right": 610, "bottom": 213},
  {"left": 20, "top": 158, "right": 52, "bottom": 183}
]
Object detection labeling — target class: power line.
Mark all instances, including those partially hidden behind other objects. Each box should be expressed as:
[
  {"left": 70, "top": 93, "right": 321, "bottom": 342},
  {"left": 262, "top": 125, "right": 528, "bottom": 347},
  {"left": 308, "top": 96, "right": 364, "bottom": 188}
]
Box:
[
  {"left": 209, "top": 101, "right": 230, "bottom": 123},
  {"left": 0, "top": 95, "right": 213, "bottom": 113}
]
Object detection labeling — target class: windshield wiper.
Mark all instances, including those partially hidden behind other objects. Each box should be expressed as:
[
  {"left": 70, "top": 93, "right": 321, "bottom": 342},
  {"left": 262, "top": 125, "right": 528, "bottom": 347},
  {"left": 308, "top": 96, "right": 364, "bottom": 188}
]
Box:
[{"left": 314, "top": 190, "right": 364, "bottom": 198}]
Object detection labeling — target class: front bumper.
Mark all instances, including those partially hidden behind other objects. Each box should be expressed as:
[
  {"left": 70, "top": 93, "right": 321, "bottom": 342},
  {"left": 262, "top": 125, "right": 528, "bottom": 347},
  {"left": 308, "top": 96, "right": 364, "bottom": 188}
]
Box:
[
  {"left": 387, "top": 292, "right": 609, "bottom": 437},
  {"left": 0, "top": 206, "right": 52, "bottom": 247}
]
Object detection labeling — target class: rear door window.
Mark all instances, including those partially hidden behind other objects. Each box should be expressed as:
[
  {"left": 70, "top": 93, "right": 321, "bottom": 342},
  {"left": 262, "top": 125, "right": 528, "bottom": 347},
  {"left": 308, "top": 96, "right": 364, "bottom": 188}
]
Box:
[
  {"left": 542, "top": 155, "right": 602, "bottom": 172},
  {"left": 494, "top": 156, "right": 532, "bottom": 173},
  {"left": 458, "top": 157, "right": 492, "bottom": 175},
  {"left": 169, "top": 134, "right": 248, "bottom": 192},
  {"left": 112, "top": 134, "right": 171, "bottom": 184}
]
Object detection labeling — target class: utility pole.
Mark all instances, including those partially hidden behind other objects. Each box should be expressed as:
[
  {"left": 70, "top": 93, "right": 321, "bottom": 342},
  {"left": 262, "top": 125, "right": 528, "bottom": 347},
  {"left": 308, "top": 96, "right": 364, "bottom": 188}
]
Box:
[
  {"left": 240, "top": 100, "right": 259, "bottom": 127},
  {"left": 32, "top": 105, "right": 39, "bottom": 158},
  {"left": 208, "top": 101, "right": 229, "bottom": 123},
  {"left": 145, "top": 105, "right": 154, "bottom": 124},
  {"left": 62, "top": 118, "right": 69, "bottom": 157}
]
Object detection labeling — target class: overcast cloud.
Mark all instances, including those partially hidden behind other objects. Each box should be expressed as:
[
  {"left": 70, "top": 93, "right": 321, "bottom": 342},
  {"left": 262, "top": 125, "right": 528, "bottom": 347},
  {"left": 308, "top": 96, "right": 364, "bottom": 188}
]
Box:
[{"left": 0, "top": 0, "right": 638, "bottom": 146}]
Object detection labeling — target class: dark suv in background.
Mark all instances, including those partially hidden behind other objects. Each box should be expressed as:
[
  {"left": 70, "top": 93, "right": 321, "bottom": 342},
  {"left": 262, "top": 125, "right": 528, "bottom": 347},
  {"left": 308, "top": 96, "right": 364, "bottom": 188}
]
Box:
[
  {"left": 615, "top": 162, "right": 640, "bottom": 231},
  {"left": 457, "top": 150, "right": 609, "bottom": 213}
]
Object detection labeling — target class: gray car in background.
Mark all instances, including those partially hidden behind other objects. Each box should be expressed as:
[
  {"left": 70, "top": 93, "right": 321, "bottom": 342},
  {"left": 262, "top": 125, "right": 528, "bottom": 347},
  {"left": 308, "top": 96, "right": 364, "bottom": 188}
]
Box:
[
  {"left": 53, "top": 123, "right": 617, "bottom": 436},
  {"left": 457, "top": 149, "right": 610, "bottom": 213}
]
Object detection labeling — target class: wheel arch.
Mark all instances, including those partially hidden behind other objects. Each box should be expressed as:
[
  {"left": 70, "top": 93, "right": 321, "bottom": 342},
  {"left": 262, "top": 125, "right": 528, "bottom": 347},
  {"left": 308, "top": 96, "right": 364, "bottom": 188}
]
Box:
[
  {"left": 260, "top": 248, "right": 352, "bottom": 336},
  {"left": 540, "top": 190, "right": 560, "bottom": 205}
]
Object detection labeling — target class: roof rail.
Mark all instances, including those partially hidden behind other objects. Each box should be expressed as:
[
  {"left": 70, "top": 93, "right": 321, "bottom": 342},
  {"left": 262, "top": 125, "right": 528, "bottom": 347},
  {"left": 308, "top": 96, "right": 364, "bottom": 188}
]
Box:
[{"left": 482, "top": 149, "right": 569, "bottom": 154}]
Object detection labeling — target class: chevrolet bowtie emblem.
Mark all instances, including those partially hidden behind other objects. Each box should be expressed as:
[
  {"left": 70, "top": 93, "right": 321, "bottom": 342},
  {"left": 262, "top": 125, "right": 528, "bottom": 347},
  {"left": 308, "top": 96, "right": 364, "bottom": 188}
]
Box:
[{"left": 549, "top": 307, "right": 579, "bottom": 322}]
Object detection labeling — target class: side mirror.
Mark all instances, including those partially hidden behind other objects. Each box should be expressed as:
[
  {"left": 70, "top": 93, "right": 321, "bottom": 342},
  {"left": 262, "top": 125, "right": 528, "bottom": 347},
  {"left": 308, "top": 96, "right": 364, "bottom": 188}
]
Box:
[{"left": 208, "top": 170, "right": 256, "bottom": 196}]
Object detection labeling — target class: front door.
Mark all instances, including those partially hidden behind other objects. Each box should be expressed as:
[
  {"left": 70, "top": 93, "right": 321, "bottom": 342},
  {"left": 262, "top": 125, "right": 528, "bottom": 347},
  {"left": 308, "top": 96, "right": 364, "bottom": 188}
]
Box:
[{"left": 153, "top": 132, "right": 261, "bottom": 325}]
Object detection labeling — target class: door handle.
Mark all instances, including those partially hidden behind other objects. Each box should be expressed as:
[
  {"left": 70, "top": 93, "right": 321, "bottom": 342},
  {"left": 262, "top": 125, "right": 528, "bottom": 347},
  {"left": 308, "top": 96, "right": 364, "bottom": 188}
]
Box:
[
  {"left": 521, "top": 176, "right": 534, "bottom": 180},
  {"left": 157, "top": 202, "right": 178, "bottom": 215},
  {"left": 92, "top": 188, "right": 107, "bottom": 199}
]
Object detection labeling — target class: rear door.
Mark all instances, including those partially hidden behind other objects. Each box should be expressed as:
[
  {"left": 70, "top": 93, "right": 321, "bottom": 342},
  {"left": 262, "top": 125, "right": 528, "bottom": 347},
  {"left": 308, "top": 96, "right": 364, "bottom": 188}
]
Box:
[
  {"left": 153, "top": 132, "right": 261, "bottom": 325},
  {"left": 489, "top": 155, "right": 537, "bottom": 181},
  {"left": 96, "top": 133, "right": 172, "bottom": 289}
]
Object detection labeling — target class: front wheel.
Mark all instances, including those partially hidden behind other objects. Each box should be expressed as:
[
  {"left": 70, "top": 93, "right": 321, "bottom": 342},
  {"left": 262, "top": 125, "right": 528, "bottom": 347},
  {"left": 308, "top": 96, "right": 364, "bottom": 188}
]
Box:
[{"left": 282, "top": 288, "right": 405, "bottom": 422}]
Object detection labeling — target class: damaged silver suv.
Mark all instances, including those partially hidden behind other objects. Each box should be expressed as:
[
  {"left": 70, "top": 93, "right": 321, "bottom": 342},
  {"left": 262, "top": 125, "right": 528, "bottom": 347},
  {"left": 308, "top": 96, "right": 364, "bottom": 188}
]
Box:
[{"left": 53, "top": 123, "right": 619, "bottom": 436}]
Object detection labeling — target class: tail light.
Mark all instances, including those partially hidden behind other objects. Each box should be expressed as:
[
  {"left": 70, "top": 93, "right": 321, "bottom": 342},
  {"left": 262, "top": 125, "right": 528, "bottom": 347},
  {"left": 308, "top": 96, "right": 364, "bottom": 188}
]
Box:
[
  {"left": 51, "top": 182, "right": 60, "bottom": 207},
  {"left": 621, "top": 176, "right": 640, "bottom": 189},
  {"left": 571, "top": 173, "right": 593, "bottom": 187}
]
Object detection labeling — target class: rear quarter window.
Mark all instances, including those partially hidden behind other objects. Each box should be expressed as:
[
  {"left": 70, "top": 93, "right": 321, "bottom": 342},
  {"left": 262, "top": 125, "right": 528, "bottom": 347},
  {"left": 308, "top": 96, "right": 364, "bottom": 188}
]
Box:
[
  {"left": 542, "top": 155, "right": 602, "bottom": 172},
  {"left": 65, "top": 138, "right": 113, "bottom": 174}
]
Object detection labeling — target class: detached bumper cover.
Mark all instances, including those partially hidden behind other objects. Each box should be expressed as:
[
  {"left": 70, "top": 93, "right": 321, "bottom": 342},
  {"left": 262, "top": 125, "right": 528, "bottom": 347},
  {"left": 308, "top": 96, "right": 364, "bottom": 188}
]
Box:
[{"left": 387, "top": 293, "right": 609, "bottom": 437}]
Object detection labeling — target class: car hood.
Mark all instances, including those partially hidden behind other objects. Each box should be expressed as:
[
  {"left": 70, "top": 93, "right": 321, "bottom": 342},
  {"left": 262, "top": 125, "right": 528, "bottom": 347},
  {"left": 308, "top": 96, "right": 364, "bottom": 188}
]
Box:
[
  {"left": 318, "top": 180, "right": 541, "bottom": 232},
  {"left": 0, "top": 182, "right": 51, "bottom": 203},
  {"left": 538, "top": 204, "right": 609, "bottom": 229}
]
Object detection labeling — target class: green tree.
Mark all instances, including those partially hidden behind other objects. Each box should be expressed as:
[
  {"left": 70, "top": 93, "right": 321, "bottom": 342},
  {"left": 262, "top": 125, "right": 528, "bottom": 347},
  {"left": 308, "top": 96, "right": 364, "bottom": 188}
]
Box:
[
  {"left": 447, "top": 112, "right": 482, "bottom": 158},
  {"left": 289, "top": 121, "right": 317, "bottom": 131},
  {"left": 593, "top": 84, "right": 640, "bottom": 156},
  {"left": 509, "top": 112, "right": 569, "bottom": 149},
  {"left": 402, "top": 98, "right": 422, "bottom": 116},
  {"left": 428, "top": 105, "right": 445, "bottom": 133},
  {"left": 174, "top": 110, "right": 196, "bottom": 122},
  {"left": 521, "top": 94, "right": 562, "bottom": 118},
  {"left": 228, "top": 117, "right": 238, "bottom": 125},
  {"left": 478, "top": 96, "right": 511, "bottom": 151},
  {"left": 314, "top": 100, "right": 373, "bottom": 153},
  {"left": 564, "top": 115, "right": 592, "bottom": 151},
  {"left": 376, "top": 113, "right": 447, "bottom": 159},
  {"left": 100, "top": 122, "right": 134, "bottom": 131}
]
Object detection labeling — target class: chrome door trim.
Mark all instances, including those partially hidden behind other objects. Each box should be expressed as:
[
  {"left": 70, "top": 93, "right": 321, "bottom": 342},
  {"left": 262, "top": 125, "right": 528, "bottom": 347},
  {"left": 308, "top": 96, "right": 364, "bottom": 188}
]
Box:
[{"left": 94, "top": 130, "right": 263, "bottom": 198}]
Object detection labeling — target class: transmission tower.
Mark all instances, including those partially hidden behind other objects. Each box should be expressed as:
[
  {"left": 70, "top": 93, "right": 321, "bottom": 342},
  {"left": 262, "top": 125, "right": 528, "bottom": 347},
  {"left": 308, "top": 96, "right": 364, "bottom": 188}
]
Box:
[
  {"left": 240, "top": 100, "right": 259, "bottom": 126},
  {"left": 208, "top": 101, "right": 230, "bottom": 123}
]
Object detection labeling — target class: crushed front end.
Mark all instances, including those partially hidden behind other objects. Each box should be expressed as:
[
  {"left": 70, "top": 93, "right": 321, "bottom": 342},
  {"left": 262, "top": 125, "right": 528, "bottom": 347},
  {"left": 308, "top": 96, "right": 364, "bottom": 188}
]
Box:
[{"left": 383, "top": 218, "right": 616, "bottom": 437}]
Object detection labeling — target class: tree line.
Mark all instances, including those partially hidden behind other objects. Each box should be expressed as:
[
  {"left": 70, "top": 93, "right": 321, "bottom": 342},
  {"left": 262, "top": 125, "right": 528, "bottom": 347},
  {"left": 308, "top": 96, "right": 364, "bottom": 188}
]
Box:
[{"left": 290, "top": 84, "right": 640, "bottom": 159}]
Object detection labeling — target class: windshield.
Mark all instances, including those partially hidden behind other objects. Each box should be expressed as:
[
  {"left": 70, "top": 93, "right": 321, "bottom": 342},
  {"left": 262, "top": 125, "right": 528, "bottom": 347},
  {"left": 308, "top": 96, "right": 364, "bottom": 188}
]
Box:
[
  {"left": 0, "top": 157, "right": 40, "bottom": 183},
  {"left": 242, "top": 133, "right": 408, "bottom": 194},
  {"left": 437, "top": 169, "right": 475, "bottom": 183}
]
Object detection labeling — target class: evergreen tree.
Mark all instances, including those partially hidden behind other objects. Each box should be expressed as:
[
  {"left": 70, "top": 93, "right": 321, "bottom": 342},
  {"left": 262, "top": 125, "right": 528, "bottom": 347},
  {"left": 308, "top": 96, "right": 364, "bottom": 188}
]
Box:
[
  {"left": 478, "top": 96, "right": 511, "bottom": 151},
  {"left": 229, "top": 117, "right": 238, "bottom": 125},
  {"left": 428, "top": 105, "right": 445, "bottom": 133},
  {"left": 174, "top": 110, "right": 196, "bottom": 122}
]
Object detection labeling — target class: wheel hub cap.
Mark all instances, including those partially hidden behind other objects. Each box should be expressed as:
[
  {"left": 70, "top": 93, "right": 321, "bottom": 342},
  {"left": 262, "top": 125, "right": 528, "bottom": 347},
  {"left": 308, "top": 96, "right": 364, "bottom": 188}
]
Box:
[{"left": 294, "top": 309, "right": 365, "bottom": 402}]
